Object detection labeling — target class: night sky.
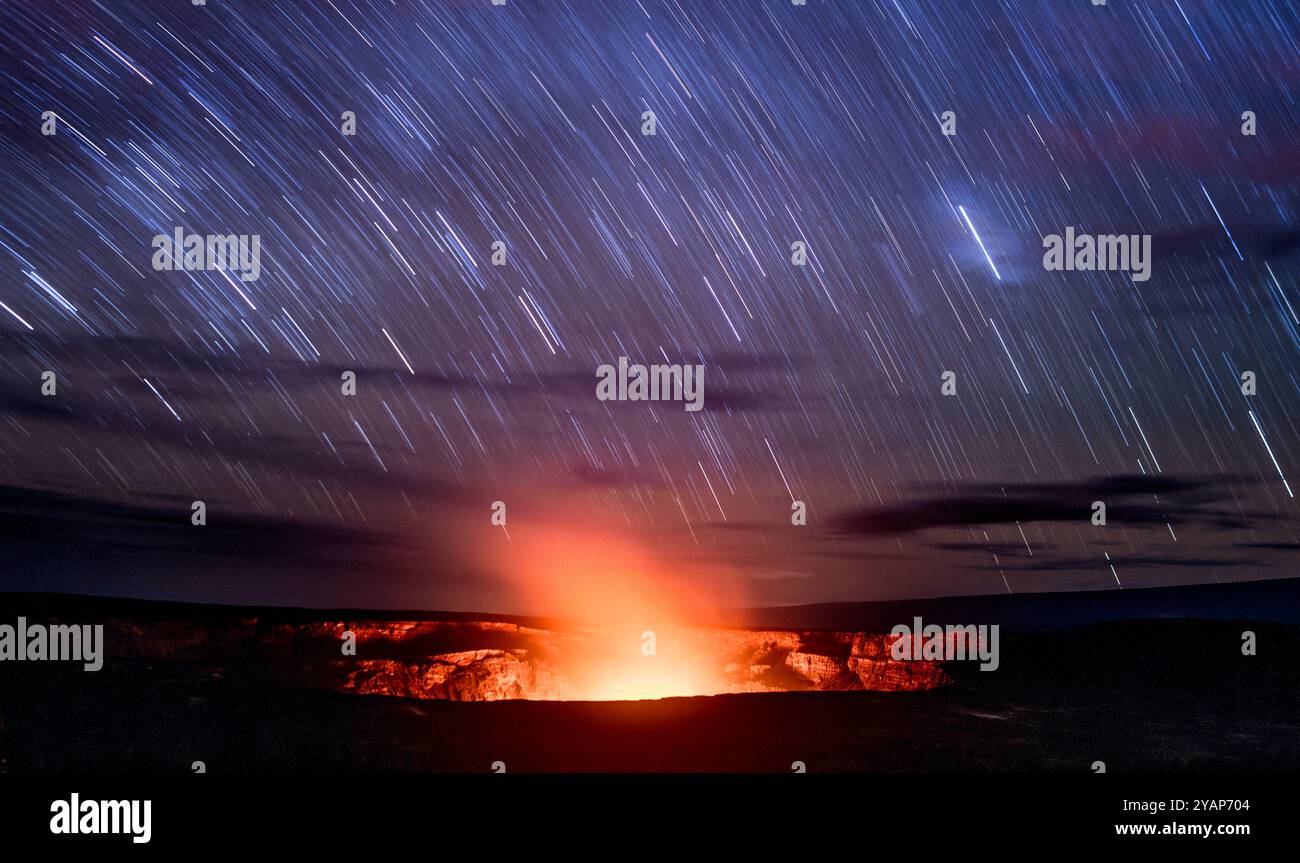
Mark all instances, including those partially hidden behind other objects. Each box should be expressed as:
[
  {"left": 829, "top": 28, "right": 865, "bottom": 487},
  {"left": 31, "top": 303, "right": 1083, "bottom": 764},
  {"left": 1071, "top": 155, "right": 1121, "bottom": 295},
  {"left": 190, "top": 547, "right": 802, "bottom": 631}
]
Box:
[{"left": 1, "top": 0, "right": 1298, "bottom": 615}]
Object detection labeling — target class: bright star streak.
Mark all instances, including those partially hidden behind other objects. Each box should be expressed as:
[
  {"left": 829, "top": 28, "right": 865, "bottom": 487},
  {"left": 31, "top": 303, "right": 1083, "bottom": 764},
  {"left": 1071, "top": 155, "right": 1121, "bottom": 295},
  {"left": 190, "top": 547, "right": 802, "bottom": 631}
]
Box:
[
  {"left": 143, "top": 379, "right": 182, "bottom": 422},
  {"left": 1249, "top": 410, "right": 1294, "bottom": 498},
  {"left": 0, "top": 300, "right": 34, "bottom": 331},
  {"left": 1200, "top": 183, "right": 1244, "bottom": 261},
  {"left": 382, "top": 327, "right": 415, "bottom": 374},
  {"left": 959, "top": 205, "right": 1001, "bottom": 280}
]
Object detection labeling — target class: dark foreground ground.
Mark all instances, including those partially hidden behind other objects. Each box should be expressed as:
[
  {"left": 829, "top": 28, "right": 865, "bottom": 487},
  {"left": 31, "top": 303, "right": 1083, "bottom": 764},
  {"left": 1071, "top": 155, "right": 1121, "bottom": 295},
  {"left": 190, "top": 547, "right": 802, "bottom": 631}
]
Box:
[{"left": 2, "top": 581, "right": 1300, "bottom": 772}]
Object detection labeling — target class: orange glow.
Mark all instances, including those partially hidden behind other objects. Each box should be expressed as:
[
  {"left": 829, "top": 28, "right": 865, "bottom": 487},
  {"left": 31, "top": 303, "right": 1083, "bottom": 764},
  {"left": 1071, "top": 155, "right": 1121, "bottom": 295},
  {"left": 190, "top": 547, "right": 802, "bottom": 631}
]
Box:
[
  {"left": 479, "top": 514, "right": 748, "bottom": 700},
  {"left": 563, "top": 623, "right": 741, "bottom": 701},
  {"left": 580, "top": 650, "right": 707, "bottom": 700}
]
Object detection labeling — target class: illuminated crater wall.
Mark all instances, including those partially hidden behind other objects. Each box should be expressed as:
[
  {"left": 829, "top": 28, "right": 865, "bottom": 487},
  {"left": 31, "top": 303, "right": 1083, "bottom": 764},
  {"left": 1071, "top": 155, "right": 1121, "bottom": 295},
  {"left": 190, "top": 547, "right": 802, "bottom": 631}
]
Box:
[
  {"left": 103, "top": 617, "right": 949, "bottom": 701},
  {"left": 328, "top": 620, "right": 949, "bottom": 701}
]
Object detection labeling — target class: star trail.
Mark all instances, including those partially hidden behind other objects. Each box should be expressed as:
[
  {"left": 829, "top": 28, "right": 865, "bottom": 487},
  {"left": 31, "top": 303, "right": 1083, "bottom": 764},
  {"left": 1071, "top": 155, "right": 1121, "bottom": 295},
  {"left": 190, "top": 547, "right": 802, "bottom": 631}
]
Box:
[{"left": 1, "top": 0, "right": 1298, "bottom": 612}]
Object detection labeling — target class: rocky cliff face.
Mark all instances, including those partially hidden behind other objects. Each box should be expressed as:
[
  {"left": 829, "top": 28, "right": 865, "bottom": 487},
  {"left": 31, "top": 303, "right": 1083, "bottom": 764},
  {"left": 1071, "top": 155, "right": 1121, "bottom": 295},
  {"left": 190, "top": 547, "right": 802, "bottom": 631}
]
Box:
[
  {"left": 346, "top": 650, "right": 568, "bottom": 701},
  {"left": 94, "top": 615, "right": 948, "bottom": 701}
]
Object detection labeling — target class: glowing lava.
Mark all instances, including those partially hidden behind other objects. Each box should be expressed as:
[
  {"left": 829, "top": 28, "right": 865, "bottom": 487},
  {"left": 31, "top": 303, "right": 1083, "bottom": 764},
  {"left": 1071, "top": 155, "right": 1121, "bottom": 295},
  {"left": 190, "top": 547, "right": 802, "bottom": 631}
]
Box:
[{"left": 483, "top": 518, "right": 744, "bottom": 699}]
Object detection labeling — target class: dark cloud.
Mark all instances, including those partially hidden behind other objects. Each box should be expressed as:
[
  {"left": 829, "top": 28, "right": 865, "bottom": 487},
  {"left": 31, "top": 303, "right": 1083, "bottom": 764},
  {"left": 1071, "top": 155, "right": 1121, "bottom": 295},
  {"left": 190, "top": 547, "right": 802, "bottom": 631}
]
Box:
[
  {"left": 569, "top": 463, "right": 663, "bottom": 489},
  {"left": 0, "top": 483, "right": 408, "bottom": 562},
  {"left": 932, "top": 541, "right": 1048, "bottom": 558},
  {"left": 831, "top": 474, "right": 1268, "bottom": 537},
  {"left": 973, "top": 556, "right": 1258, "bottom": 573},
  {"left": 1146, "top": 224, "right": 1300, "bottom": 264},
  {"left": 0, "top": 484, "right": 495, "bottom": 609},
  {"left": 1, "top": 332, "right": 795, "bottom": 413}
]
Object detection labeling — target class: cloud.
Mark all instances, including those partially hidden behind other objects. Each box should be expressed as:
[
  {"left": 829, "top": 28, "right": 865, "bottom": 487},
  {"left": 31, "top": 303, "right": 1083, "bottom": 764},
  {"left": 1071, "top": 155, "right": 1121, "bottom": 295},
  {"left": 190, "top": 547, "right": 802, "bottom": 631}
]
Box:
[
  {"left": 0, "top": 484, "right": 409, "bottom": 564},
  {"left": 931, "top": 541, "right": 1048, "bottom": 558},
  {"left": 830, "top": 474, "right": 1267, "bottom": 537},
  {"left": 568, "top": 463, "right": 663, "bottom": 489},
  {"left": 0, "top": 484, "right": 496, "bottom": 609},
  {"left": 969, "top": 555, "right": 1260, "bottom": 573},
  {"left": 1, "top": 332, "right": 798, "bottom": 413}
]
